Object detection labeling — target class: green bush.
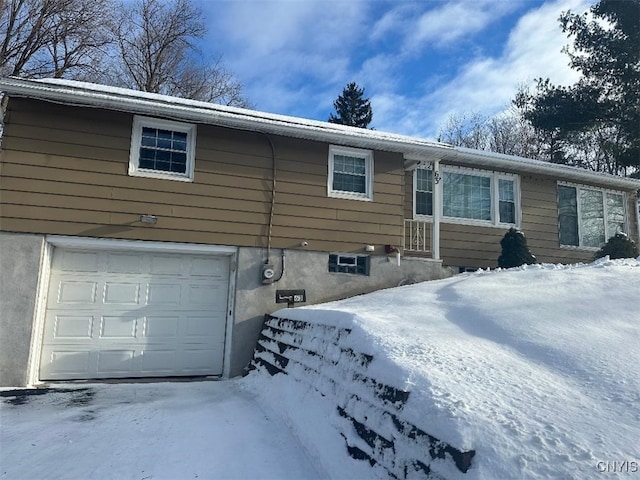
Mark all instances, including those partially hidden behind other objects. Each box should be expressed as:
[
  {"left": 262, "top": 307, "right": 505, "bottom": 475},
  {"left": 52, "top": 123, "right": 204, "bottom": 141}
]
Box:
[
  {"left": 594, "top": 233, "right": 639, "bottom": 260},
  {"left": 498, "top": 228, "right": 537, "bottom": 269}
]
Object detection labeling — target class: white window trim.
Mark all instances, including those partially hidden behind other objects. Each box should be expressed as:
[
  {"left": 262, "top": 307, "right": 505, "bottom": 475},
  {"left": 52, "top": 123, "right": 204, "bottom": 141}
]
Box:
[
  {"left": 637, "top": 196, "right": 640, "bottom": 243},
  {"left": 413, "top": 166, "right": 434, "bottom": 220},
  {"left": 558, "top": 182, "right": 628, "bottom": 250},
  {"left": 129, "top": 115, "right": 197, "bottom": 182},
  {"left": 413, "top": 165, "right": 520, "bottom": 228},
  {"left": 495, "top": 173, "right": 521, "bottom": 227},
  {"left": 328, "top": 253, "right": 370, "bottom": 275},
  {"left": 327, "top": 145, "right": 374, "bottom": 201}
]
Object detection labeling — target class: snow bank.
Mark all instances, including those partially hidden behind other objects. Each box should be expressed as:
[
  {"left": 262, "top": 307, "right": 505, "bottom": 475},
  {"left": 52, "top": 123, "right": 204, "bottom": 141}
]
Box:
[{"left": 244, "top": 258, "right": 640, "bottom": 479}]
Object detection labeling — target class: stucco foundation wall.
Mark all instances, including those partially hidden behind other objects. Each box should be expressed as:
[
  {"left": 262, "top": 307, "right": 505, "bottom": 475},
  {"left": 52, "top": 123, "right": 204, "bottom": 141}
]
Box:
[
  {"left": 0, "top": 236, "right": 453, "bottom": 384},
  {"left": 0, "top": 232, "right": 43, "bottom": 387},
  {"left": 230, "top": 247, "right": 454, "bottom": 377}
]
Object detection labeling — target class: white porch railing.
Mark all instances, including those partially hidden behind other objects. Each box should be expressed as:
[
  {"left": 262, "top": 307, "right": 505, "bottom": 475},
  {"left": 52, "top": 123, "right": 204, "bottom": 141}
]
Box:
[{"left": 403, "top": 219, "right": 433, "bottom": 255}]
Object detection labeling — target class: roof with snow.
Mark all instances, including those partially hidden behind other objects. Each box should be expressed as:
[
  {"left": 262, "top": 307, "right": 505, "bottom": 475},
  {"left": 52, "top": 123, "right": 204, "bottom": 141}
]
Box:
[{"left": 1, "top": 76, "right": 639, "bottom": 190}]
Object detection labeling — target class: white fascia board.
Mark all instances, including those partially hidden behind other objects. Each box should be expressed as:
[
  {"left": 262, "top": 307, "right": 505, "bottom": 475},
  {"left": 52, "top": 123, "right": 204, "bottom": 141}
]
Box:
[
  {"left": 2, "top": 77, "right": 639, "bottom": 191},
  {"left": 0, "top": 77, "right": 450, "bottom": 154},
  {"left": 45, "top": 235, "right": 237, "bottom": 255},
  {"left": 403, "top": 146, "right": 640, "bottom": 191},
  {"left": 452, "top": 147, "right": 640, "bottom": 190}
]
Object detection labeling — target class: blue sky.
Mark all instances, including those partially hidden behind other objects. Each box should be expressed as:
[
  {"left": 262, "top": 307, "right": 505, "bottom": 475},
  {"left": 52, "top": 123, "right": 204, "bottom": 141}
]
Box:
[{"left": 200, "top": 0, "right": 592, "bottom": 139}]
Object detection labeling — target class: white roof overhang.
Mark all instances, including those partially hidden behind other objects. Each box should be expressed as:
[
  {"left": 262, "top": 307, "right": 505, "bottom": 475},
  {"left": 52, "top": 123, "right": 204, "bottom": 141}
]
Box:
[{"left": 2, "top": 76, "right": 639, "bottom": 191}]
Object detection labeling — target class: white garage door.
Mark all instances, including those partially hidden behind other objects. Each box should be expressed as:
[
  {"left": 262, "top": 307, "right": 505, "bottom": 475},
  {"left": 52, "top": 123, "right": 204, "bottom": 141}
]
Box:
[{"left": 40, "top": 248, "right": 230, "bottom": 380}]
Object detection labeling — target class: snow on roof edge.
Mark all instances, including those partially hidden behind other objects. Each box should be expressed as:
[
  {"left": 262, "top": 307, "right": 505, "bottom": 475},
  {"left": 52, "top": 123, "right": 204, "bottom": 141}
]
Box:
[
  {"left": 454, "top": 146, "right": 640, "bottom": 190},
  {"left": 2, "top": 77, "right": 639, "bottom": 190},
  {"left": 0, "top": 77, "right": 450, "bottom": 150}
]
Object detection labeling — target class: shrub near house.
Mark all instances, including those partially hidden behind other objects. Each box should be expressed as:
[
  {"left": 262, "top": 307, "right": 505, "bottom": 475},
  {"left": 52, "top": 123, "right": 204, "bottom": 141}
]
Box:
[
  {"left": 594, "top": 233, "right": 639, "bottom": 260},
  {"left": 498, "top": 228, "right": 536, "bottom": 269}
]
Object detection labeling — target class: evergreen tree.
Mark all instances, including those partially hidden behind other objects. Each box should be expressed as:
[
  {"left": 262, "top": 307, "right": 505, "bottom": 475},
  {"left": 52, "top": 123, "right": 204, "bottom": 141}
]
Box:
[
  {"left": 594, "top": 233, "right": 639, "bottom": 260},
  {"left": 328, "top": 82, "right": 373, "bottom": 128},
  {"left": 514, "top": 0, "right": 640, "bottom": 176},
  {"left": 498, "top": 228, "right": 537, "bottom": 269}
]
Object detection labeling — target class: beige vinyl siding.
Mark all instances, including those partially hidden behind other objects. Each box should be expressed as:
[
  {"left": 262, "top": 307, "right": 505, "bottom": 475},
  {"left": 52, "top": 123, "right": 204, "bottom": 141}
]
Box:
[
  {"left": 403, "top": 169, "right": 637, "bottom": 269},
  {"left": 439, "top": 223, "right": 503, "bottom": 268},
  {"left": 403, "top": 168, "right": 415, "bottom": 220},
  {"left": 1, "top": 98, "right": 404, "bottom": 252}
]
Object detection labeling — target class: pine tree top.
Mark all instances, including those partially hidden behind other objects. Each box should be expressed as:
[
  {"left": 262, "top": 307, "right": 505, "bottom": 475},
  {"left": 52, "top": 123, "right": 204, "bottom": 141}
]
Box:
[{"left": 328, "top": 82, "right": 373, "bottom": 128}]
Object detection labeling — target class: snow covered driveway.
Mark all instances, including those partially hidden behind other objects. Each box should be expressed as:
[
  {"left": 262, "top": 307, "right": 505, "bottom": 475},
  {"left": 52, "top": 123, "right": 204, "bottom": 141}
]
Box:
[{"left": 0, "top": 381, "right": 324, "bottom": 480}]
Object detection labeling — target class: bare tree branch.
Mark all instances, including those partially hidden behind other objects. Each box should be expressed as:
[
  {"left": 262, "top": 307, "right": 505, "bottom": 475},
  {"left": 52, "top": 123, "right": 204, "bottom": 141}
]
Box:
[
  {"left": 437, "top": 108, "right": 546, "bottom": 160},
  {"left": 104, "top": 0, "right": 249, "bottom": 106},
  {"left": 1, "top": 0, "right": 250, "bottom": 106},
  {"left": 1, "top": 0, "right": 113, "bottom": 78}
]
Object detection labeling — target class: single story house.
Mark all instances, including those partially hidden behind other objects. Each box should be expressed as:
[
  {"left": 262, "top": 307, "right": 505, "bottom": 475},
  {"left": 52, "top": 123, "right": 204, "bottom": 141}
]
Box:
[{"left": 1, "top": 77, "right": 638, "bottom": 387}]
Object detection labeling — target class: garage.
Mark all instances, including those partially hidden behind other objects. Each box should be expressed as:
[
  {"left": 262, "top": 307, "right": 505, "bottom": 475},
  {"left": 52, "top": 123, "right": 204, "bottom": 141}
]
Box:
[{"left": 39, "top": 246, "right": 232, "bottom": 381}]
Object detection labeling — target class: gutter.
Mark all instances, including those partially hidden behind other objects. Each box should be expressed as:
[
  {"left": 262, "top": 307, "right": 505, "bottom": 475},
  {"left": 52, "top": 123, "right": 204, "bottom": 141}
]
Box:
[
  {"left": 2, "top": 76, "right": 639, "bottom": 191},
  {"left": 0, "top": 76, "right": 451, "bottom": 156},
  {"left": 450, "top": 147, "right": 640, "bottom": 191}
]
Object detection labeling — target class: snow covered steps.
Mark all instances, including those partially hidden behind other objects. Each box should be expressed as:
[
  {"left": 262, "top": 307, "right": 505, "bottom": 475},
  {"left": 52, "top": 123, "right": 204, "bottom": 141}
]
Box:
[{"left": 251, "top": 314, "right": 475, "bottom": 479}]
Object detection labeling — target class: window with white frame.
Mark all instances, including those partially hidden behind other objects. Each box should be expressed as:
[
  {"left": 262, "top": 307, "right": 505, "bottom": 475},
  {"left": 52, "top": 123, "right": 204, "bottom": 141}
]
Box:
[
  {"left": 328, "top": 145, "right": 373, "bottom": 201},
  {"left": 637, "top": 197, "right": 640, "bottom": 241},
  {"left": 415, "top": 168, "right": 433, "bottom": 216},
  {"left": 129, "top": 116, "right": 196, "bottom": 182},
  {"left": 558, "top": 183, "right": 627, "bottom": 248},
  {"left": 443, "top": 171, "right": 492, "bottom": 221},
  {"left": 414, "top": 166, "right": 519, "bottom": 226},
  {"left": 498, "top": 178, "right": 516, "bottom": 224},
  {"left": 328, "top": 253, "right": 370, "bottom": 275}
]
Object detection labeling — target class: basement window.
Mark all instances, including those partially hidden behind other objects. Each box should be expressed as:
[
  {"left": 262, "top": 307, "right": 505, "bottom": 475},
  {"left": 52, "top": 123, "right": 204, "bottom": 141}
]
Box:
[
  {"left": 129, "top": 116, "right": 196, "bottom": 182},
  {"left": 328, "top": 254, "right": 370, "bottom": 275}
]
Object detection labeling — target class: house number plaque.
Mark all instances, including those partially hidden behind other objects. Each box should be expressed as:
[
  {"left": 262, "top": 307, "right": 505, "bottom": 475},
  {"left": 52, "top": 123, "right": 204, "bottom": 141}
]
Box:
[{"left": 275, "top": 289, "right": 307, "bottom": 307}]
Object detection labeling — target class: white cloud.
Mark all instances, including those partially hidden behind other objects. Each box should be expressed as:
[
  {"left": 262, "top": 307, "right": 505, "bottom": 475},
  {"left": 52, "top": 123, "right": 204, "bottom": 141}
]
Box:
[
  {"left": 412, "top": 3, "right": 493, "bottom": 47},
  {"left": 359, "top": 53, "right": 403, "bottom": 92},
  {"left": 202, "top": 0, "right": 369, "bottom": 114},
  {"left": 199, "top": 0, "right": 593, "bottom": 141},
  {"left": 369, "top": 4, "right": 414, "bottom": 42},
  {"left": 372, "top": 0, "right": 592, "bottom": 139},
  {"left": 209, "top": 1, "right": 364, "bottom": 56},
  {"left": 405, "top": 0, "right": 522, "bottom": 50}
]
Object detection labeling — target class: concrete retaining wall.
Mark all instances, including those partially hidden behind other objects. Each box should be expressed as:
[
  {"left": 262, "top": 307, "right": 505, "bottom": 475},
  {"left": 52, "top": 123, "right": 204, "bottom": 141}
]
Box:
[{"left": 252, "top": 314, "right": 475, "bottom": 479}]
